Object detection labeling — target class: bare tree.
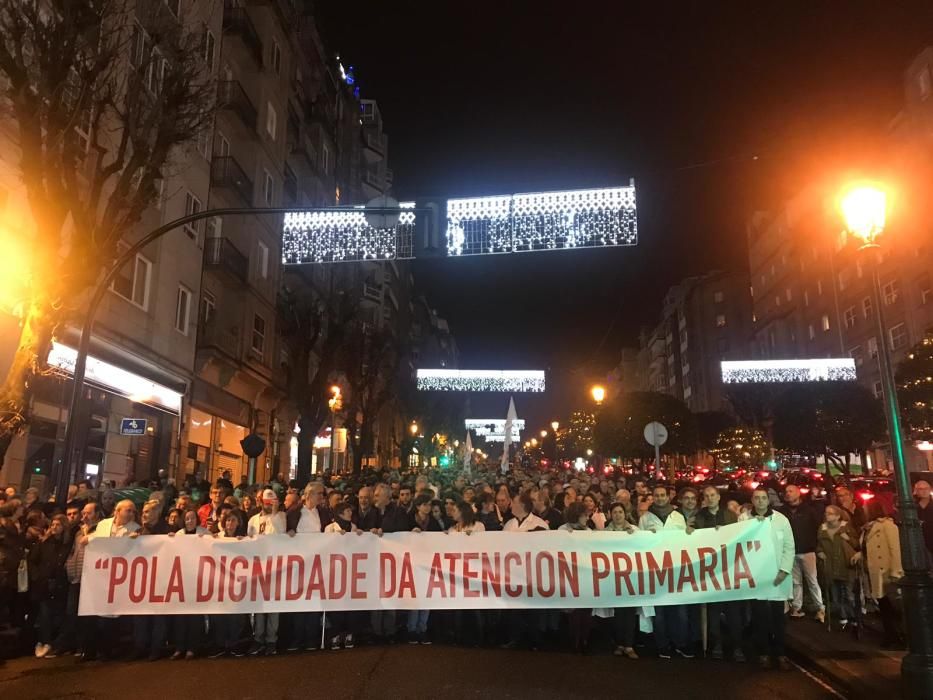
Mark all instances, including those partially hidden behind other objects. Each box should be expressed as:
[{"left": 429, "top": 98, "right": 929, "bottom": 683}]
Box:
[{"left": 0, "top": 0, "right": 214, "bottom": 460}]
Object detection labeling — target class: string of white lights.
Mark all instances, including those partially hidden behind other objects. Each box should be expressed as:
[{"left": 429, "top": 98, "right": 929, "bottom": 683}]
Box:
[
  {"left": 464, "top": 418, "right": 526, "bottom": 442},
  {"left": 447, "top": 185, "right": 637, "bottom": 256},
  {"left": 721, "top": 359, "right": 857, "bottom": 384},
  {"left": 417, "top": 369, "right": 546, "bottom": 392},
  {"left": 282, "top": 203, "right": 415, "bottom": 264}
]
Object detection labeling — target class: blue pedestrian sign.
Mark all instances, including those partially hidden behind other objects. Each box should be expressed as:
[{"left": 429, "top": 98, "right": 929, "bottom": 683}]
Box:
[{"left": 120, "top": 418, "right": 148, "bottom": 436}]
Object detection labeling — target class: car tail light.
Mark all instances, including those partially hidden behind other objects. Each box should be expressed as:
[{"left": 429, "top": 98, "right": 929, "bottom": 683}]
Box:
[
  {"left": 858, "top": 491, "right": 875, "bottom": 501},
  {"left": 603, "top": 465, "right": 612, "bottom": 474},
  {"left": 693, "top": 474, "right": 705, "bottom": 482},
  {"left": 750, "top": 481, "right": 760, "bottom": 489},
  {"left": 799, "top": 487, "right": 810, "bottom": 495}
]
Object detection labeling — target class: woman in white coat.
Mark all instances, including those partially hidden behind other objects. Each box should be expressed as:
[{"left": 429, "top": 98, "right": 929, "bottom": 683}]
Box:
[
  {"left": 739, "top": 488, "right": 795, "bottom": 670},
  {"left": 854, "top": 500, "right": 904, "bottom": 648}
]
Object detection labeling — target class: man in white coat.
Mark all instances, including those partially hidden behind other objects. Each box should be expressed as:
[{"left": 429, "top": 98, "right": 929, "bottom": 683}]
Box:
[
  {"left": 246, "top": 489, "right": 287, "bottom": 656},
  {"left": 740, "top": 487, "right": 795, "bottom": 670},
  {"left": 639, "top": 486, "right": 691, "bottom": 659}
]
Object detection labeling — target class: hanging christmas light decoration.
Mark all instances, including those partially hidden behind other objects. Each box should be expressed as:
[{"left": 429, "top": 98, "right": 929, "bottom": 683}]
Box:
[
  {"left": 282, "top": 203, "right": 416, "bottom": 264},
  {"left": 721, "top": 358, "right": 857, "bottom": 384},
  {"left": 417, "top": 369, "right": 546, "bottom": 392},
  {"left": 464, "top": 418, "right": 526, "bottom": 442},
  {"left": 446, "top": 184, "right": 637, "bottom": 256}
]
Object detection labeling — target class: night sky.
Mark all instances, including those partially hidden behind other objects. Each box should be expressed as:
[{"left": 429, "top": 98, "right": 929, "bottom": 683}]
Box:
[{"left": 317, "top": 1, "right": 933, "bottom": 429}]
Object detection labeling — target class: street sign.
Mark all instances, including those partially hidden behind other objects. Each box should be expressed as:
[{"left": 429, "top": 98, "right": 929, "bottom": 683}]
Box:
[
  {"left": 120, "top": 418, "right": 147, "bottom": 436},
  {"left": 644, "top": 421, "right": 668, "bottom": 447}
]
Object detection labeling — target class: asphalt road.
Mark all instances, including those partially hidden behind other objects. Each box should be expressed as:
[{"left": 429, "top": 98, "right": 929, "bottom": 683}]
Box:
[{"left": 0, "top": 645, "right": 844, "bottom": 700}]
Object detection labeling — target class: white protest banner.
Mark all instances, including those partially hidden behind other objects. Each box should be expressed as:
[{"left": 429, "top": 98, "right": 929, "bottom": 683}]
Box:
[{"left": 79, "top": 520, "right": 783, "bottom": 616}]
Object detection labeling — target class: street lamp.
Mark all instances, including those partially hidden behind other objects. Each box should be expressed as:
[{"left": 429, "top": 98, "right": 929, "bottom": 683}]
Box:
[
  {"left": 540, "top": 430, "right": 548, "bottom": 438},
  {"left": 410, "top": 421, "right": 419, "bottom": 436},
  {"left": 591, "top": 385, "right": 606, "bottom": 406},
  {"left": 327, "top": 386, "right": 342, "bottom": 473},
  {"left": 841, "top": 182, "right": 933, "bottom": 697},
  {"left": 551, "top": 420, "right": 560, "bottom": 432}
]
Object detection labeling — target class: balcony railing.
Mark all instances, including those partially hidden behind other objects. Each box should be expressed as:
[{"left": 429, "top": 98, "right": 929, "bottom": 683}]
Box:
[
  {"left": 205, "top": 237, "right": 249, "bottom": 283},
  {"left": 197, "top": 317, "right": 240, "bottom": 359},
  {"left": 211, "top": 156, "right": 254, "bottom": 205},
  {"left": 364, "top": 130, "right": 386, "bottom": 156},
  {"left": 218, "top": 80, "right": 257, "bottom": 131},
  {"left": 222, "top": 3, "right": 263, "bottom": 66}
]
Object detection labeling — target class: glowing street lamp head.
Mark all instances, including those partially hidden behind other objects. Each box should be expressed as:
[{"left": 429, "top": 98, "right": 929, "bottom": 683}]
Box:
[
  {"left": 551, "top": 421, "right": 560, "bottom": 432},
  {"left": 410, "top": 422, "right": 419, "bottom": 436},
  {"left": 540, "top": 430, "right": 548, "bottom": 438},
  {"left": 530, "top": 438, "right": 538, "bottom": 447},
  {"left": 840, "top": 184, "right": 887, "bottom": 245},
  {"left": 330, "top": 385, "right": 341, "bottom": 396},
  {"left": 591, "top": 385, "right": 606, "bottom": 405}
]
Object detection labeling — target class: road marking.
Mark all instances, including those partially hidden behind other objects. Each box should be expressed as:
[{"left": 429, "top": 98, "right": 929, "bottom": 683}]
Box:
[{"left": 787, "top": 657, "right": 847, "bottom": 699}]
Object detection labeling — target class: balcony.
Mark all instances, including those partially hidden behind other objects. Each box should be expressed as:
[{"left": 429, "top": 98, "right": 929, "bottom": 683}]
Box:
[
  {"left": 218, "top": 80, "right": 257, "bottom": 131},
  {"left": 211, "top": 156, "right": 253, "bottom": 205},
  {"left": 197, "top": 317, "right": 240, "bottom": 360},
  {"left": 363, "top": 130, "right": 385, "bottom": 161},
  {"left": 205, "top": 237, "right": 249, "bottom": 283},
  {"left": 222, "top": 3, "right": 263, "bottom": 67}
]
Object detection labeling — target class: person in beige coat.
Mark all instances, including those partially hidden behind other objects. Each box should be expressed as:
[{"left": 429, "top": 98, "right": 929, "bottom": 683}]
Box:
[{"left": 853, "top": 500, "right": 904, "bottom": 648}]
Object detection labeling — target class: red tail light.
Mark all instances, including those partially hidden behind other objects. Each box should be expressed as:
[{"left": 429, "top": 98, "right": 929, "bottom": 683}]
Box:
[
  {"left": 858, "top": 491, "right": 875, "bottom": 501},
  {"left": 799, "top": 487, "right": 810, "bottom": 495}
]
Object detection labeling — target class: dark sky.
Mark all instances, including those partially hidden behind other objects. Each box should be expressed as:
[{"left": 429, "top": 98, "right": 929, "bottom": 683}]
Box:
[{"left": 316, "top": 1, "right": 933, "bottom": 429}]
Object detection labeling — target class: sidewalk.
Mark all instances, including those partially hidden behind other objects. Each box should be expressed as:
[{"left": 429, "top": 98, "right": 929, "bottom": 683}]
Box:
[{"left": 785, "top": 615, "right": 904, "bottom": 697}]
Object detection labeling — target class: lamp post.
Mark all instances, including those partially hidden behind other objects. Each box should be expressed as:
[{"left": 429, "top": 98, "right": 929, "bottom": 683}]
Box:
[
  {"left": 841, "top": 183, "right": 933, "bottom": 697},
  {"left": 327, "top": 385, "right": 342, "bottom": 473},
  {"left": 590, "top": 385, "right": 606, "bottom": 406}
]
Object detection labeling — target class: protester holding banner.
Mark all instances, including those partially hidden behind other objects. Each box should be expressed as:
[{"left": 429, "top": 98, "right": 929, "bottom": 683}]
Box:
[
  {"left": 247, "top": 490, "right": 287, "bottom": 656},
  {"left": 740, "top": 488, "right": 795, "bottom": 670}
]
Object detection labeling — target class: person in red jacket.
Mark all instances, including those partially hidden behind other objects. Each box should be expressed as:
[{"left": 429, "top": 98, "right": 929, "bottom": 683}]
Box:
[{"left": 197, "top": 486, "right": 224, "bottom": 530}]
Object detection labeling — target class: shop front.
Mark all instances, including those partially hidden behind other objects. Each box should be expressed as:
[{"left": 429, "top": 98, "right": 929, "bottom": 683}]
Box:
[{"left": 185, "top": 379, "right": 253, "bottom": 485}]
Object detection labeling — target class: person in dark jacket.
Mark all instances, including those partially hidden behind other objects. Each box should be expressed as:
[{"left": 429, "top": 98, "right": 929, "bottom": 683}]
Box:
[
  {"left": 131, "top": 500, "right": 169, "bottom": 660},
  {"left": 532, "top": 490, "right": 562, "bottom": 530},
  {"left": 779, "top": 485, "right": 825, "bottom": 622},
  {"left": 29, "top": 515, "right": 71, "bottom": 658},
  {"left": 0, "top": 503, "right": 23, "bottom": 630},
  {"left": 354, "top": 487, "right": 379, "bottom": 531},
  {"left": 695, "top": 486, "right": 744, "bottom": 661},
  {"left": 369, "top": 484, "right": 408, "bottom": 642}
]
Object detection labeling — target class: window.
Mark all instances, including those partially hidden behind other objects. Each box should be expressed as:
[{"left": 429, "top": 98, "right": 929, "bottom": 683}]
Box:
[
  {"left": 175, "top": 286, "right": 191, "bottom": 335},
  {"left": 873, "top": 381, "right": 883, "bottom": 398},
  {"left": 110, "top": 249, "right": 151, "bottom": 310},
  {"left": 271, "top": 40, "right": 282, "bottom": 75},
  {"left": 808, "top": 324, "right": 815, "bottom": 340},
  {"left": 183, "top": 192, "right": 201, "bottom": 239},
  {"left": 199, "top": 290, "right": 215, "bottom": 325},
  {"left": 862, "top": 296, "right": 872, "bottom": 319},
  {"left": 785, "top": 287, "right": 792, "bottom": 301},
  {"left": 322, "top": 144, "right": 330, "bottom": 174},
  {"left": 715, "top": 314, "right": 726, "bottom": 327},
  {"left": 849, "top": 346, "right": 863, "bottom": 367},
  {"left": 713, "top": 291, "right": 724, "bottom": 303},
  {"left": 803, "top": 290, "right": 810, "bottom": 307},
  {"left": 774, "top": 295, "right": 781, "bottom": 307},
  {"left": 882, "top": 279, "right": 899, "bottom": 305},
  {"left": 749, "top": 285, "right": 754, "bottom": 298},
  {"left": 265, "top": 102, "right": 277, "bottom": 140},
  {"left": 263, "top": 169, "right": 274, "bottom": 206},
  {"left": 196, "top": 115, "right": 212, "bottom": 159},
  {"left": 821, "top": 314, "right": 830, "bottom": 332},
  {"left": 251, "top": 314, "right": 266, "bottom": 355},
  {"left": 205, "top": 216, "right": 221, "bottom": 239},
  {"left": 868, "top": 337, "right": 879, "bottom": 359},
  {"left": 164, "top": 0, "right": 181, "bottom": 17},
  {"left": 218, "top": 133, "right": 230, "bottom": 157},
  {"left": 817, "top": 280, "right": 823, "bottom": 295},
  {"left": 889, "top": 323, "right": 908, "bottom": 351},
  {"left": 837, "top": 270, "right": 847, "bottom": 291},
  {"left": 844, "top": 306, "right": 856, "bottom": 329},
  {"left": 204, "top": 29, "right": 215, "bottom": 70},
  {"left": 257, "top": 240, "right": 269, "bottom": 279},
  {"left": 919, "top": 274, "right": 931, "bottom": 305}
]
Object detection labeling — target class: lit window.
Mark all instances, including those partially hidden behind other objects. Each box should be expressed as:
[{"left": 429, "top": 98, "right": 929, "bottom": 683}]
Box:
[
  {"left": 715, "top": 314, "right": 726, "bottom": 327},
  {"left": 251, "top": 314, "right": 266, "bottom": 355},
  {"left": 821, "top": 314, "right": 830, "bottom": 332},
  {"left": 889, "top": 323, "right": 908, "bottom": 351},
  {"left": 844, "top": 306, "right": 856, "bottom": 329},
  {"left": 175, "top": 286, "right": 191, "bottom": 335},
  {"left": 266, "top": 102, "right": 277, "bottom": 140},
  {"left": 110, "top": 247, "right": 152, "bottom": 310}
]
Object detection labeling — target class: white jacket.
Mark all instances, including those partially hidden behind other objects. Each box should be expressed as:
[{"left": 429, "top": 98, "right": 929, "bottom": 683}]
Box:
[
  {"left": 503, "top": 513, "right": 549, "bottom": 532},
  {"left": 638, "top": 508, "right": 686, "bottom": 532},
  {"left": 739, "top": 508, "right": 795, "bottom": 600},
  {"left": 248, "top": 511, "right": 287, "bottom": 536},
  {"left": 91, "top": 517, "right": 140, "bottom": 539}
]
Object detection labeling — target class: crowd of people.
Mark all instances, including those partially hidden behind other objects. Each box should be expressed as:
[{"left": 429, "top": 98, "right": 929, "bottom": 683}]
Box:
[{"left": 0, "top": 462, "right": 924, "bottom": 670}]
